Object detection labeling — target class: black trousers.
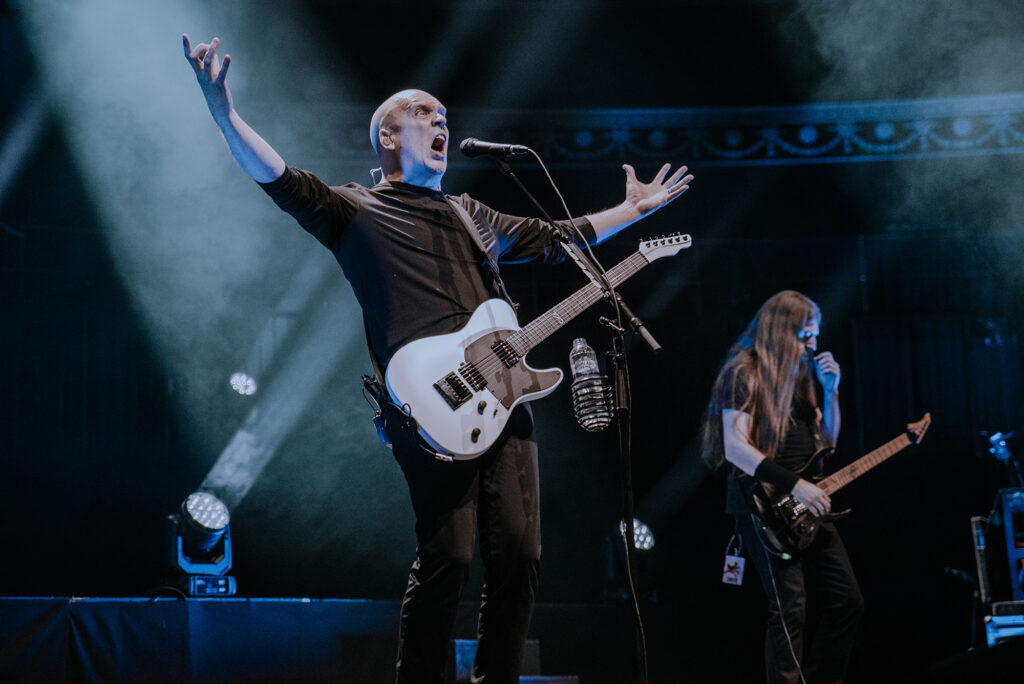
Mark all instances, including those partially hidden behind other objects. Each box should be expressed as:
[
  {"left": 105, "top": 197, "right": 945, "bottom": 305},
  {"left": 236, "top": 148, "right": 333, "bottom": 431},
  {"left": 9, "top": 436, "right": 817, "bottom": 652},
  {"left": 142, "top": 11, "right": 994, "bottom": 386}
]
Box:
[
  {"left": 740, "top": 515, "right": 864, "bottom": 684},
  {"left": 389, "top": 405, "right": 541, "bottom": 684}
]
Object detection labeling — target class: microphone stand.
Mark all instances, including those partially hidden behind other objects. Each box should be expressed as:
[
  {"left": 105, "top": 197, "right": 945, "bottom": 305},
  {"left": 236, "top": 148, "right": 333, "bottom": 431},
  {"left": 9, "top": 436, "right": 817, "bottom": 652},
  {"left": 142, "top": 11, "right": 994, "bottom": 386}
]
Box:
[
  {"left": 493, "top": 154, "right": 655, "bottom": 683},
  {"left": 602, "top": 316, "right": 648, "bottom": 684},
  {"left": 494, "top": 159, "right": 661, "bottom": 351}
]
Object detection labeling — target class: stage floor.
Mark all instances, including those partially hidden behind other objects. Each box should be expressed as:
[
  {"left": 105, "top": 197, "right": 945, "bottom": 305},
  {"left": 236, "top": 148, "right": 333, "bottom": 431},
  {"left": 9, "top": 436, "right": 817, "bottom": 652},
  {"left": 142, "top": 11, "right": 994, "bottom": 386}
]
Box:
[{"left": 0, "top": 596, "right": 638, "bottom": 683}]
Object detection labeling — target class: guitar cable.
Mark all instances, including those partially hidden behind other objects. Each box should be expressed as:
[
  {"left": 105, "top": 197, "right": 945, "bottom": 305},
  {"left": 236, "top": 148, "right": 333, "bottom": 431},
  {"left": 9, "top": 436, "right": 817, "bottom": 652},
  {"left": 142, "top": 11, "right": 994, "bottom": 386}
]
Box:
[{"left": 753, "top": 513, "right": 809, "bottom": 684}]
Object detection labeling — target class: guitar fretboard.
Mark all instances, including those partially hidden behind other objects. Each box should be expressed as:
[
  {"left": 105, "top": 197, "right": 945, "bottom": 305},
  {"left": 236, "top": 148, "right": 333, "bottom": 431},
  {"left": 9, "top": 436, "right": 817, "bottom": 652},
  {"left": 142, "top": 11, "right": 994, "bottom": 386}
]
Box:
[
  {"left": 506, "top": 251, "right": 649, "bottom": 355},
  {"left": 819, "top": 434, "right": 911, "bottom": 495}
]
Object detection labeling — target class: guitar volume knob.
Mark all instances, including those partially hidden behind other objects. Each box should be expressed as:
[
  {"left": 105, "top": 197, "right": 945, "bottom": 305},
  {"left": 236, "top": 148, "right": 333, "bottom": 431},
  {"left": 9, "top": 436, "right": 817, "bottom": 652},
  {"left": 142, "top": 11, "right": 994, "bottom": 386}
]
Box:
[
  {"left": 477, "top": 400, "right": 487, "bottom": 414},
  {"left": 471, "top": 428, "right": 481, "bottom": 443}
]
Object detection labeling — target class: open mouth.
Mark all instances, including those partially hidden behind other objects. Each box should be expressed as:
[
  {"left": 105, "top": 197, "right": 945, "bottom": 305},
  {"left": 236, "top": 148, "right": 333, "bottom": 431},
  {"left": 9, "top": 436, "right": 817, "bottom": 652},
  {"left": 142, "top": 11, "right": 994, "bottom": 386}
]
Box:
[{"left": 431, "top": 134, "right": 447, "bottom": 153}]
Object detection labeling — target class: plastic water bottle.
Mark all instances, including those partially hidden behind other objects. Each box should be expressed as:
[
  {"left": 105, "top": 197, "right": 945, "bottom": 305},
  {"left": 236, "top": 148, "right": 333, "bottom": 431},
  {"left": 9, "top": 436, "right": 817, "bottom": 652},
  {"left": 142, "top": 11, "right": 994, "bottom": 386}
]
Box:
[
  {"left": 569, "top": 338, "right": 612, "bottom": 431},
  {"left": 570, "top": 338, "right": 600, "bottom": 380}
]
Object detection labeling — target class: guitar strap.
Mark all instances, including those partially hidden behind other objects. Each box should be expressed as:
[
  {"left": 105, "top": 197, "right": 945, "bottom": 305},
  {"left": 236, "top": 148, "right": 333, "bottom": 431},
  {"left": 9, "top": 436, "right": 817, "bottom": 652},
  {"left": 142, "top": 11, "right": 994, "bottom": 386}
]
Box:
[
  {"left": 363, "top": 317, "right": 387, "bottom": 386},
  {"left": 361, "top": 317, "right": 403, "bottom": 447},
  {"left": 445, "top": 196, "right": 519, "bottom": 311}
]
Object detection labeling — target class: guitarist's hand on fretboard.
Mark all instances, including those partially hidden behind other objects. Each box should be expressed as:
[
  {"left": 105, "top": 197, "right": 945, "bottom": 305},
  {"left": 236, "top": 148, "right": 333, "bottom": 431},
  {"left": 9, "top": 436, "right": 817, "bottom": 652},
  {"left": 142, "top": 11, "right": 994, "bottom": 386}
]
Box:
[{"left": 791, "top": 479, "right": 831, "bottom": 517}]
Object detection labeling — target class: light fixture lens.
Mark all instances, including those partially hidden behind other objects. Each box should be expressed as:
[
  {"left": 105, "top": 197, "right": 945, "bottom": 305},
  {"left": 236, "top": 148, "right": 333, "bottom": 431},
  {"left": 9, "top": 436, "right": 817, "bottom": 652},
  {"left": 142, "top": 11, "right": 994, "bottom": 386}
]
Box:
[
  {"left": 229, "top": 372, "right": 258, "bottom": 396},
  {"left": 620, "top": 518, "right": 655, "bottom": 551},
  {"left": 184, "top": 491, "right": 230, "bottom": 531}
]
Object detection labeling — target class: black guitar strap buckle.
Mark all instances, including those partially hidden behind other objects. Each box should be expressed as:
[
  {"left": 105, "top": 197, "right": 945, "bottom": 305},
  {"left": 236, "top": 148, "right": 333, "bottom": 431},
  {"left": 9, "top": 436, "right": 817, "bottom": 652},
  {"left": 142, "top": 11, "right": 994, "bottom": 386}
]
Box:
[
  {"left": 362, "top": 374, "right": 391, "bottom": 447},
  {"left": 362, "top": 373, "right": 421, "bottom": 448}
]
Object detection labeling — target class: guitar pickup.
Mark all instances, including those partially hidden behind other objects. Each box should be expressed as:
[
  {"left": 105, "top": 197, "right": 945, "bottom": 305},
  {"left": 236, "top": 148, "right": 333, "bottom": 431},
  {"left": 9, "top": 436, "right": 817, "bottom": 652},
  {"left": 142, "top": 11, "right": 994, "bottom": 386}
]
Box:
[
  {"left": 433, "top": 372, "right": 472, "bottom": 410},
  {"left": 459, "top": 362, "right": 487, "bottom": 391},
  {"left": 491, "top": 339, "right": 520, "bottom": 369}
]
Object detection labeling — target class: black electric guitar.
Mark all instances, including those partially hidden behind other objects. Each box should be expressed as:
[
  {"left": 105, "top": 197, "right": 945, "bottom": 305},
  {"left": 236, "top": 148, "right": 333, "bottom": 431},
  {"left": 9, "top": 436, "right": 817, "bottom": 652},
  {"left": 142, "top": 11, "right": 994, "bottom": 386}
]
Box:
[{"left": 747, "top": 413, "right": 931, "bottom": 556}]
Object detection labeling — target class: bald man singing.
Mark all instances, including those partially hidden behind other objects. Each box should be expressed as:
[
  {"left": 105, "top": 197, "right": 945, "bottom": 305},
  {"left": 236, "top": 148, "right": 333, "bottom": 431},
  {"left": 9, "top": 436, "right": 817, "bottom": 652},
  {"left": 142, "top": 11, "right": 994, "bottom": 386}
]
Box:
[{"left": 185, "top": 34, "right": 692, "bottom": 684}]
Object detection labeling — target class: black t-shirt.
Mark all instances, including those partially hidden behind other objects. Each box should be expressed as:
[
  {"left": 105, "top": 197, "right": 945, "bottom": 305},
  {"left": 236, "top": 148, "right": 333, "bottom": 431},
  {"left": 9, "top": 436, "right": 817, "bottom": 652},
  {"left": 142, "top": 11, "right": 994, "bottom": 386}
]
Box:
[
  {"left": 719, "top": 365, "right": 822, "bottom": 513},
  {"left": 260, "top": 166, "right": 595, "bottom": 366},
  {"left": 772, "top": 399, "right": 819, "bottom": 473}
]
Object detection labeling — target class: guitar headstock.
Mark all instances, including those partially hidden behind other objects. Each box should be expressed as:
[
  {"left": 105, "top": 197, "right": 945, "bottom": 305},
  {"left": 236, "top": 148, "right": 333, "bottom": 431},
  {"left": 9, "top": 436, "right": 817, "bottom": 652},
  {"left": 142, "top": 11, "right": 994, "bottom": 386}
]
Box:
[
  {"left": 907, "top": 412, "right": 932, "bottom": 444},
  {"left": 639, "top": 233, "right": 692, "bottom": 262}
]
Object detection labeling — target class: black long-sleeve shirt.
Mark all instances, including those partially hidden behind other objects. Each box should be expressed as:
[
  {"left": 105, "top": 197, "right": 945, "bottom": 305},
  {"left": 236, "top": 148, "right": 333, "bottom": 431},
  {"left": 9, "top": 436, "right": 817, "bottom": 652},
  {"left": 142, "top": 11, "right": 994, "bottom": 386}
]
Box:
[{"left": 260, "top": 166, "right": 594, "bottom": 365}]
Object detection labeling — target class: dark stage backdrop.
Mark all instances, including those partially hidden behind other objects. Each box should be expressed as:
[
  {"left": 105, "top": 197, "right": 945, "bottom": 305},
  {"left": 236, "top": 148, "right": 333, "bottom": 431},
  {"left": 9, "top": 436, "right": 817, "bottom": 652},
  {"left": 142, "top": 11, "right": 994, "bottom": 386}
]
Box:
[{"left": 2, "top": 1, "right": 1024, "bottom": 681}]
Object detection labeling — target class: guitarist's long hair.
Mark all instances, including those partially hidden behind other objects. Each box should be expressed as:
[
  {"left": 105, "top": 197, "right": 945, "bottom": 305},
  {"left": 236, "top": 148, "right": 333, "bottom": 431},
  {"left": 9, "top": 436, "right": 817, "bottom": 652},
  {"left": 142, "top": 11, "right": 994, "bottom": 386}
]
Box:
[{"left": 701, "top": 290, "right": 821, "bottom": 469}]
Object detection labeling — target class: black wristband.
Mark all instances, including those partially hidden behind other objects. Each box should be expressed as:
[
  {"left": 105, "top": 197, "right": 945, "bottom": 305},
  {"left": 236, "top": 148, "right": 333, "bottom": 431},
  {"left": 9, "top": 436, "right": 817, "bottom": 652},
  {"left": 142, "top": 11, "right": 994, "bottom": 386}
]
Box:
[{"left": 754, "top": 458, "right": 799, "bottom": 494}]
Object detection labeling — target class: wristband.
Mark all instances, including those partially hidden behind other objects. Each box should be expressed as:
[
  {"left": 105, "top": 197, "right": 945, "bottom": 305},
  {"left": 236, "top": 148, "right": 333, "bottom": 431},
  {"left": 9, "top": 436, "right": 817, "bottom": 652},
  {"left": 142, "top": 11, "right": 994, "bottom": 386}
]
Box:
[{"left": 754, "top": 458, "right": 799, "bottom": 494}]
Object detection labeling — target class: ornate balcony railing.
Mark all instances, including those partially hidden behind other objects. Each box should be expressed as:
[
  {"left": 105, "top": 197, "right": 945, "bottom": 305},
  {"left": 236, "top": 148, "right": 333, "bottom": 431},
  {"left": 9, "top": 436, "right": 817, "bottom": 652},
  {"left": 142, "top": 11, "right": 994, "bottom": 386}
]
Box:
[{"left": 269, "top": 92, "right": 1024, "bottom": 169}]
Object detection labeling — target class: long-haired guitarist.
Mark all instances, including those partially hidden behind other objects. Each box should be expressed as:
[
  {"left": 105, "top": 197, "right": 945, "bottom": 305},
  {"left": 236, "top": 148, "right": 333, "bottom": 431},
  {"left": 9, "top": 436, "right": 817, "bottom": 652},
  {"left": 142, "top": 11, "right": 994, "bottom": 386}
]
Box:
[
  {"left": 701, "top": 290, "right": 863, "bottom": 684},
  {"left": 184, "top": 34, "right": 693, "bottom": 684}
]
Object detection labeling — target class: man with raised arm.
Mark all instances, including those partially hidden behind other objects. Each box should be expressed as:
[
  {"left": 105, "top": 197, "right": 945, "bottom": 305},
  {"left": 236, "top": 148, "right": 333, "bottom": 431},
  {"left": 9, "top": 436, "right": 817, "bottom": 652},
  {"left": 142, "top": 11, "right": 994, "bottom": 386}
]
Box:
[{"left": 184, "top": 34, "right": 693, "bottom": 684}]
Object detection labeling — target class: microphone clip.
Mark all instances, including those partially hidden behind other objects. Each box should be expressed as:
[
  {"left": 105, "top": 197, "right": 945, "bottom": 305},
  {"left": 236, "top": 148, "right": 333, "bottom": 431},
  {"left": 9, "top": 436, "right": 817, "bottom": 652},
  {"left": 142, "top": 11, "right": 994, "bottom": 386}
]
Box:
[{"left": 599, "top": 316, "right": 625, "bottom": 334}]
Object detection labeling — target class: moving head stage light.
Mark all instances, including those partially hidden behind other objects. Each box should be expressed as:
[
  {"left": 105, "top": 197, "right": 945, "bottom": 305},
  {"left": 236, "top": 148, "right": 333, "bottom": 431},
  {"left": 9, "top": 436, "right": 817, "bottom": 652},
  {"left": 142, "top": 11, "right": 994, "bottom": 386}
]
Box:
[{"left": 165, "top": 491, "right": 236, "bottom": 596}]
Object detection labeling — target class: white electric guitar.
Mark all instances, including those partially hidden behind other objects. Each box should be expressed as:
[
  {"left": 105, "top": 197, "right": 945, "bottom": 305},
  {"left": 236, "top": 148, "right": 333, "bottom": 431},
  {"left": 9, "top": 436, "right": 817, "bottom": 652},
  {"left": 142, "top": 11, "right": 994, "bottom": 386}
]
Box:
[{"left": 385, "top": 233, "right": 692, "bottom": 460}]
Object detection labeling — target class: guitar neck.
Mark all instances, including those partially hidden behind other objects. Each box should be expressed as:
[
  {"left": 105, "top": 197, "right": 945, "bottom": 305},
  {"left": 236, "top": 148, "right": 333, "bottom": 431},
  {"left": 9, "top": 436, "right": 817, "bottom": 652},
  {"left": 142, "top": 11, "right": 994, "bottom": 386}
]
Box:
[
  {"left": 818, "top": 433, "right": 912, "bottom": 495},
  {"left": 507, "top": 251, "right": 649, "bottom": 354}
]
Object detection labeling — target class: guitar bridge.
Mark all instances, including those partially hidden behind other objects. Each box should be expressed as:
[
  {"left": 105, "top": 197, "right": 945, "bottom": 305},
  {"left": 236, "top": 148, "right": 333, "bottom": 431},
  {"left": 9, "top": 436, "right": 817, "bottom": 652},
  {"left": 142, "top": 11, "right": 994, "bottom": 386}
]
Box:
[{"left": 433, "top": 372, "right": 472, "bottom": 410}]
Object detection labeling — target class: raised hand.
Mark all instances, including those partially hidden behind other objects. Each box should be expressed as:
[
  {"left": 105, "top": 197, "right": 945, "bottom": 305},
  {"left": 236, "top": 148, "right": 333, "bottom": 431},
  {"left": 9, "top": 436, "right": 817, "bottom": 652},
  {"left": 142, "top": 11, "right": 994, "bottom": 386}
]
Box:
[
  {"left": 814, "top": 351, "right": 841, "bottom": 394},
  {"left": 622, "top": 163, "right": 693, "bottom": 217},
  {"left": 180, "top": 34, "right": 285, "bottom": 182},
  {"left": 183, "top": 34, "right": 233, "bottom": 123}
]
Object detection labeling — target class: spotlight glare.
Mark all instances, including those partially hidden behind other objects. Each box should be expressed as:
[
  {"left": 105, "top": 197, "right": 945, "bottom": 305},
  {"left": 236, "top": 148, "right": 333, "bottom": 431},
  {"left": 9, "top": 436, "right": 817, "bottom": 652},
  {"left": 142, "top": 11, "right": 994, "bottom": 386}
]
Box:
[
  {"left": 229, "top": 372, "right": 258, "bottom": 395},
  {"left": 621, "top": 518, "right": 655, "bottom": 551}
]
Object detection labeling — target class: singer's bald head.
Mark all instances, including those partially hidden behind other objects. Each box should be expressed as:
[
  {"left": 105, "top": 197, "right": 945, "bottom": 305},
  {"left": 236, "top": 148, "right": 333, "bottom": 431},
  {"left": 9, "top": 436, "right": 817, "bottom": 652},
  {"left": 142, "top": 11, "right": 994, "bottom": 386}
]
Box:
[
  {"left": 368, "top": 89, "right": 448, "bottom": 189},
  {"left": 369, "top": 89, "right": 439, "bottom": 155}
]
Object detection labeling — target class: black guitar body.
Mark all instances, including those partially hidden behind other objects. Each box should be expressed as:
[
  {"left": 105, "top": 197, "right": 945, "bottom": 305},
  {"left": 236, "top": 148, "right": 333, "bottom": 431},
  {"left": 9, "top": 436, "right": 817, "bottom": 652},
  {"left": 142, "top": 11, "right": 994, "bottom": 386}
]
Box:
[{"left": 745, "top": 448, "right": 849, "bottom": 558}]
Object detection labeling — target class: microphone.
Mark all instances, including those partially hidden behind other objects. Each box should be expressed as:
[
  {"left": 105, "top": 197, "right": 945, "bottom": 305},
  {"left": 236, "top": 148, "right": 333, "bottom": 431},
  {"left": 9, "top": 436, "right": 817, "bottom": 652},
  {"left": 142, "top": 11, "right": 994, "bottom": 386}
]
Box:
[
  {"left": 459, "top": 137, "right": 529, "bottom": 159},
  {"left": 569, "top": 338, "right": 613, "bottom": 432}
]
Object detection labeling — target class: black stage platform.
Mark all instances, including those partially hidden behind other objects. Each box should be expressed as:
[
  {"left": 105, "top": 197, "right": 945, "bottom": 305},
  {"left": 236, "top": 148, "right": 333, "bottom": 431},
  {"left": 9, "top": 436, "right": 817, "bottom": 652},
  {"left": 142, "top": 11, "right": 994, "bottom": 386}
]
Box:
[
  {"left": 4, "top": 596, "right": 1024, "bottom": 682},
  {"left": 0, "top": 597, "right": 641, "bottom": 683}
]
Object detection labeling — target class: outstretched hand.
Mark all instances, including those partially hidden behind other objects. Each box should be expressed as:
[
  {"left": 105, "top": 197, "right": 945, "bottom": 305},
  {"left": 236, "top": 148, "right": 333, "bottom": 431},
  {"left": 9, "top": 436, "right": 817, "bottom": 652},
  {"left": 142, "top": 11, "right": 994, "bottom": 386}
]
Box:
[
  {"left": 183, "top": 34, "right": 233, "bottom": 123},
  {"left": 622, "top": 163, "right": 693, "bottom": 217}
]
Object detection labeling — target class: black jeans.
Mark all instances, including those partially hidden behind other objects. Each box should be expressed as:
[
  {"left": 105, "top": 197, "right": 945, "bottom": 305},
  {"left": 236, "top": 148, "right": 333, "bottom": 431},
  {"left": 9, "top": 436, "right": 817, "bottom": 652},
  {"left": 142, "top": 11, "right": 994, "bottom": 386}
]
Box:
[
  {"left": 740, "top": 515, "right": 864, "bottom": 684},
  {"left": 390, "top": 405, "right": 541, "bottom": 684}
]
